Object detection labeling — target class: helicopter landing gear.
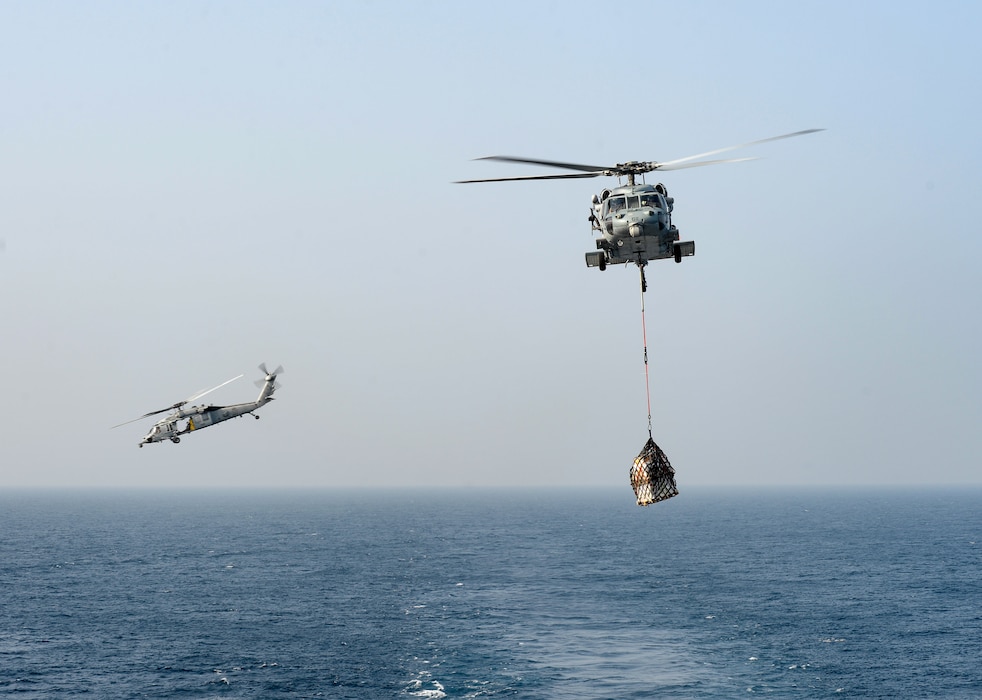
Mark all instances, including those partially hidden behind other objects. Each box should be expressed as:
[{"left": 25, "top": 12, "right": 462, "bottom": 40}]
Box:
[{"left": 171, "top": 437, "right": 181, "bottom": 444}]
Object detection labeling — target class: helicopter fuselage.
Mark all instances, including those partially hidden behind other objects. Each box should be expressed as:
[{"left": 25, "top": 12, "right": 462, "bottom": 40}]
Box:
[
  {"left": 585, "top": 182, "right": 695, "bottom": 270},
  {"left": 139, "top": 401, "right": 270, "bottom": 447}
]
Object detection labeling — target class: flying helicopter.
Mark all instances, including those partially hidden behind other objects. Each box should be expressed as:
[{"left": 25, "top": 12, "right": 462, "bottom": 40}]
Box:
[
  {"left": 456, "top": 129, "right": 823, "bottom": 291},
  {"left": 112, "top": 363, "right": 283, "bottom": 447}
]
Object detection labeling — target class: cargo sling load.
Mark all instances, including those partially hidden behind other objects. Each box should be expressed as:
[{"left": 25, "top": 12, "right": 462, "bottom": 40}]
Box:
[
  {"left": 631, "top": 437, "right": 679, "bottom": 507},
  {"left": 630, "top": 269, "right": 679, "bottom": 506}
]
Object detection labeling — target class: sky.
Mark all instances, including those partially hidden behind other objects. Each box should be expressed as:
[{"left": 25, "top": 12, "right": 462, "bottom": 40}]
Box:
[{"left": 1, "top": 1, "right": 980, "bottom": 490}]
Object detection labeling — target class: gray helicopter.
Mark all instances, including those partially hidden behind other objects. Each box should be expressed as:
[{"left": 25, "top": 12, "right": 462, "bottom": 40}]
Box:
[
  {"left": 112, "top": 363, "right": 283, "bottom": 447},
  {"left": 457, "top": 129, "right": 822, "bottom": 291}
]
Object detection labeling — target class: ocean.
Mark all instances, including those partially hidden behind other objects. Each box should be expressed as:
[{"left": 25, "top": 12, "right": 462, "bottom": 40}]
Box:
[{"left": 1, "top": 487, "right": 979, "bottom": 698}]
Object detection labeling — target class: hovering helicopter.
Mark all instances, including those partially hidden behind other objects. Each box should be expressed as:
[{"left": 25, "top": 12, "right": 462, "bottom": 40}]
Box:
[
  {"left": 112, "top": 363, "right": 283, "bottom": 447},
  {"left": 457, "top": 129, "right": 823, "bottom": 291}
]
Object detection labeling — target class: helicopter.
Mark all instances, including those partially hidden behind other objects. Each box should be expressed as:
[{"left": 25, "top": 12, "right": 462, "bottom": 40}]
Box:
[
  {"left": 112, "top": 363, "right": 283, "bottom": 447},
  {"left": 456, "top": 129, "right": 823, "bottom": 291}
]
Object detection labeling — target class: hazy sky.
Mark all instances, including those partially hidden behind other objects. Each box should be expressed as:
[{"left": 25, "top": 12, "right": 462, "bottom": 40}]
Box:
[{"left": 2, "top": 1, "right": 979, "bottom": 489}]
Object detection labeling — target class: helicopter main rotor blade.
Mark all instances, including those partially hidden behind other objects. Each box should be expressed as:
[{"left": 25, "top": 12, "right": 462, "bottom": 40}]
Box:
[
  {"left": 654, "top": 156, "right": 759, "bottom": 171},
  {"left": 456, "top": 172, "right": 604, "bottom": 184},
  {"left": 654, "top": 128, "right": 824, "bottom": 170},
  {"left": 458, "top": 129, "right": 822, "bottom": 182},
  {"left": 111, "top": 373, "right": 244, "bottom": 430},
  {"left": 474, "top": 155, "right": 612, "bottom": 173},
  {"left": 185, "top": 374, "right": 244, "bottom": 404},
  {"left": 110, "top": 403, "right": 180, "bottom": 429},
  {"left": 110, "top": 414, "right": 157, "bottom": 430}
]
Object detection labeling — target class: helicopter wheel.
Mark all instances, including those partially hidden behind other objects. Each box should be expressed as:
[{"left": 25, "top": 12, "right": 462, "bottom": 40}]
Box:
[
  {"left": 599, "top": 255, "right": 606, "bottom": 271},
  {"left": 171, "top": 437, "right": 181, "bottom": 444}
]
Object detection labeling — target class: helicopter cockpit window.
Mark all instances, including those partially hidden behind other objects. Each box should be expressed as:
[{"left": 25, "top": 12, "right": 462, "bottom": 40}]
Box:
[
  {"left": 606, "top": 197, "right": 626, "bottom": 214},
  {"left": 640, "top": 194, "right": 661, "bottom": 209},
  {"left": 626, "top": 195, "right": 640, "bottom": 209}
]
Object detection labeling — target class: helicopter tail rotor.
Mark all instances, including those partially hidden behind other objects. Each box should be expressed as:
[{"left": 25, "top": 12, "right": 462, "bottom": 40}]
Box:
[
  {"left": 259, "top": 362, "right": 284, "bottom": 378},
  {"left": 256, "top": 363, "right": 284, "bottom": 390}
]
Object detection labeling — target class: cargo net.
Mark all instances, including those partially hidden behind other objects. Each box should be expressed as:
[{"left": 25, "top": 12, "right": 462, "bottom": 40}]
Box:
[{"left": 630, "top": 437, "right": 679, "bottom": 507}]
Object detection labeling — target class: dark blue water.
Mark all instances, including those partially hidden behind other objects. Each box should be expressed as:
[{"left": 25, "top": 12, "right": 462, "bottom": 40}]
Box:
[{"left": 1, "top": 488, "right": 979, "bottom": 698}]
